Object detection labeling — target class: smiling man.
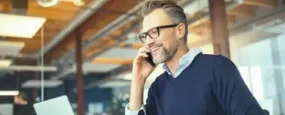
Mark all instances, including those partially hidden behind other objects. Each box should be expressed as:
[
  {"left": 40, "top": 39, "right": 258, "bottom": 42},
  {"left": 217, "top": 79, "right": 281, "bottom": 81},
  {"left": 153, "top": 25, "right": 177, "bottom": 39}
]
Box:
[{"left": 125, "top": 0, "right": 265, "bottom": 115}]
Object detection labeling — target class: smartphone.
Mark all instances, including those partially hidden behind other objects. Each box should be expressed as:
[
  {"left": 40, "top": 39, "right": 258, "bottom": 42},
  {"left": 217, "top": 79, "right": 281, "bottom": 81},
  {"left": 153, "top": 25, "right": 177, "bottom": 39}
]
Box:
[{"left": 145, "top": 52, "right": 156, "bottom": 67}]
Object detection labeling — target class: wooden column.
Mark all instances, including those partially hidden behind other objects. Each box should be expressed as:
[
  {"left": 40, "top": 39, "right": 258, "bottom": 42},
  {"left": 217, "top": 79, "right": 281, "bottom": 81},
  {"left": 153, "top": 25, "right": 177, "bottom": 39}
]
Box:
[
  {"left": 75, "top": 29, "right": 84, "bottom": 115},
  {"left": 209, "top": 0, "right": 231, "bottom": 58}
]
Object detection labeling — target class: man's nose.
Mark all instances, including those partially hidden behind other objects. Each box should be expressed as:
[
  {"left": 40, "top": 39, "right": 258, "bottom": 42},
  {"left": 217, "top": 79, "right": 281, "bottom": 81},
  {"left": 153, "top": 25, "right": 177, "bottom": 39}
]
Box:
[{"left": 145, "top": 36, "right": 155, "bottom": 46}]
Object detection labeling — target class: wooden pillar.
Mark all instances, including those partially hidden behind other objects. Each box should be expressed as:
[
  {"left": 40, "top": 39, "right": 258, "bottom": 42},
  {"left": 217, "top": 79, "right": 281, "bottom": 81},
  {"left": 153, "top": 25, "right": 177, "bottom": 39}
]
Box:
[
  {"left": 75, "top": 29, "right": 84, "bottom": 115},
  {"left": 209, "top": 0, "right": 231, "bottom": 58}
]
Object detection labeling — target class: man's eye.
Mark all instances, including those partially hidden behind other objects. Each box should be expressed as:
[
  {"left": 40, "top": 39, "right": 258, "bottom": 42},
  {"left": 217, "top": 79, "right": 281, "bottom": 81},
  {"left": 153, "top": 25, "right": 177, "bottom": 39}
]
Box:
[
  {"left": 151, "top": 30, "right": 158, "bottom": 34},
  {"left": 149, "top": 29, "right": 158, "bottom": 35},
  {"left": 139, "top": 34, "right": 146, "bottom": 38}
]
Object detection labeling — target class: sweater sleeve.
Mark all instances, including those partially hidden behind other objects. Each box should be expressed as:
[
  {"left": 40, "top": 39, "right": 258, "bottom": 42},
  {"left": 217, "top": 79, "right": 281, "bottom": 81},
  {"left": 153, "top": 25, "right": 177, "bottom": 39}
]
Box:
[
  {"left": 125, "top": 79, "right": 159, "bottom": 115},
  {"left": 144, "top": 80, "right": 159, "bottom": 115},
  {"left": 212, "top": 56, "right": 265, "bottom": 115},
  {"left": 125, "top": 104, "right": 145, "bottom": 115}
]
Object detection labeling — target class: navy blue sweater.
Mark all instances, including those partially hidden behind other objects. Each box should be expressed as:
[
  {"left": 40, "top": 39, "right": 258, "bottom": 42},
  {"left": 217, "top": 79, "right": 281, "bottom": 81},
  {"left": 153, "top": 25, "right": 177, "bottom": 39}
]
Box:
[{"left": 145, "top": 54, "right": 265, "bottom": 115}]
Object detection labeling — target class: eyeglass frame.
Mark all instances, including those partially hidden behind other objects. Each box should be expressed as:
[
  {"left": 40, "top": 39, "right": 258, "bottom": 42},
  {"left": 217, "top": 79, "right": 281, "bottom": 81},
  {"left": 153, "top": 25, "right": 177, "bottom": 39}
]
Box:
[{"left": 138, "top": 24, "right": 179, "bottom": 43}]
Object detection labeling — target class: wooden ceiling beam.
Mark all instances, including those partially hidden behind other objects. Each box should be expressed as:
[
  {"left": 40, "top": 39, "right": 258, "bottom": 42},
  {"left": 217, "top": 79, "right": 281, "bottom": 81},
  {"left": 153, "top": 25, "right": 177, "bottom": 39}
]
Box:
[
  {"left": 82, "top": 29, "right": 98, "bottom": 41},
  {"left": 131, "top": 43, "right": 143, "bottom": 49},
  {"left": 43, "top": 19, "right": 69, "bottom": 29},
  {"left": 189, "top": 15, "right": 237, "bottom": 30},
  {"left": 28, "top": 0, "right": 80, "bottom": 11},
  {"left": 46, "top": 0, "right": 139, "bottom": 61},
  {"left": 20, "top": 48, "right": 39, "bottom": 54},
  {"left": 0, "top": 2, "right": 12, "bottom": 13},
  {"left": 119, "top": 43, "right": 143, "bottom": 49},
  {"left": 27, "top": 0, "right": 80, "bottom": 20},
  {"left": 189, "top": 21, "right": 212, "bottom": 35},
  {"left": 32, "top": 29, "right": 60, "bottom": 40},
  {"left": 33, "top": 32, "right": 56, "bottom": 38},
  {"left": 84, "top": 40, "right": 115, "bottom": 59},
  {"left": 227, "top": 5, "right": 255, "bottom": 17},
  {"left": 0, "top": 0, "right": 82, "bottom": 55},
  {"left": 45, "top": 1, "right": 116, "bottom": 61},
  {"left": 79, "top": 11, "right": 121, "bottom": 32},
  {"left": 189, "top": 14, "right": 236, "bottom": 36},
  {"left": 8, "top": 38, "right": 52, "bottom": 54},
  {"left": 47, "top": 29, "right": 102, "bottom": 61},
  {"left": 188, "top": 16, "right": 210, "bottom": 29},
  {"left": 243, "top": 0, "right": 277, "bottom": 8},
  {"left": 92, "top": 58, "right": 133, "bottom": 64},
  {"left": 27, "top": 7, "right": 78, "bottom": 20},
  {"left": 8, "top": 37, "right": 50, "bottom": 43},
  {"left": 0, "top": 0, "right": 10, "bottom": 3},
  {"left": 187, "top": 34, "right": 213, "bottom": 48},
  {"left": 82, "top": 0, "right": 92, "bottom": 4},
  {"left": 227, "top": 15, "right": 237, "bottom": 25},
  {"left": 45, "top": 33, "right": 75, "bottom": 61}
]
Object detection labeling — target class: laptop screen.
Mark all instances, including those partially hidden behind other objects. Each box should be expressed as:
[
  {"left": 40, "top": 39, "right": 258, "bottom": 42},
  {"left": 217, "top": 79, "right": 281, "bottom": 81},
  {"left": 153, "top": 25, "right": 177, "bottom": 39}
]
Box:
[{"left": 33, "top": 95, "right": 74, "bottom": 115}]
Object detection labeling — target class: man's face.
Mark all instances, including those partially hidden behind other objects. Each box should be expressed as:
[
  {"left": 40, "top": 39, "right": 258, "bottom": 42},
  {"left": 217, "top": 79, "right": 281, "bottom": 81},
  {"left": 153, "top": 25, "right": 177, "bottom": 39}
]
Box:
[{"left": 142, "top": 9, "right": 180, "bottom": 64}]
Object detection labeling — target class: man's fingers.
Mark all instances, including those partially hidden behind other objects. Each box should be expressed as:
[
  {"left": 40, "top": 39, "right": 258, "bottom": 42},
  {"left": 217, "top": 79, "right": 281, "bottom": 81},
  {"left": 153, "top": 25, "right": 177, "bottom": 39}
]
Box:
[
  {"left": 138, "top": 47, "right": 150, "bottom": 54},
  {"left": 138, "top": 52, "right": 148, "bottom": 58}
]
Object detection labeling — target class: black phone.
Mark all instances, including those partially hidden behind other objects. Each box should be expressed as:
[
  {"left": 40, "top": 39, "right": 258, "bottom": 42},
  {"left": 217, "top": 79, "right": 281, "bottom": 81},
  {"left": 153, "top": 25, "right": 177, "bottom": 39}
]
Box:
[{"left": 145, "top": 52, "right": 156, "bottom": 67}]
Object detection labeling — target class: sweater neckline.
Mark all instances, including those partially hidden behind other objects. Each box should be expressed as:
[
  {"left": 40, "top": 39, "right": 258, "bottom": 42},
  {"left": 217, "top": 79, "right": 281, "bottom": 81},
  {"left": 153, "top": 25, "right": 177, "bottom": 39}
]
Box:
[{"left": 165, "top": 53, "right": 202, "bottom": 82}]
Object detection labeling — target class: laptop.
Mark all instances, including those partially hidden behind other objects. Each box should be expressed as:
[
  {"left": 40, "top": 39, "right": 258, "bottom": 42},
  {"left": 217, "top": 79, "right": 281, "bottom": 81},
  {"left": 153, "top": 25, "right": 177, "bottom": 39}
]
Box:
[{"left": 33, "top": 95, "right": 74, "bottom": 115}]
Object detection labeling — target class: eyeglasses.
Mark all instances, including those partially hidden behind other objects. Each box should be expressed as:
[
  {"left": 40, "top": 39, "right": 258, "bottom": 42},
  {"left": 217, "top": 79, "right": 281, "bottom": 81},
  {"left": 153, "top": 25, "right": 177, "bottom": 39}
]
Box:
[{"left": 138, "top": 24, "right": 179, "bottom": 43}]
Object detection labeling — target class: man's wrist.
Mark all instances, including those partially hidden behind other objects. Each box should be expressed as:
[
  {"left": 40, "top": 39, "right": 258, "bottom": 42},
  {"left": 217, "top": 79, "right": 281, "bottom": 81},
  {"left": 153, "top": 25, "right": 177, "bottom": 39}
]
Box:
[
  {"left": 132, "top": 76, "right": 146, "bottom": 86},
  {"left": 129, "top": 74, "right": 146, "bottom": 110}
]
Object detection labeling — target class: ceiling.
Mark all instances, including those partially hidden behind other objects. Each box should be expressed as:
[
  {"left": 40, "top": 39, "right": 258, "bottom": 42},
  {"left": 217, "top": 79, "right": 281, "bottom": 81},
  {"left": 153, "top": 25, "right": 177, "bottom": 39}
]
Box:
[
  {"left": 0, "top": 0, "right": 284, "bottom": 97},
  {"left": 0, "top": 0, "right": 90, "bottom": 54}
]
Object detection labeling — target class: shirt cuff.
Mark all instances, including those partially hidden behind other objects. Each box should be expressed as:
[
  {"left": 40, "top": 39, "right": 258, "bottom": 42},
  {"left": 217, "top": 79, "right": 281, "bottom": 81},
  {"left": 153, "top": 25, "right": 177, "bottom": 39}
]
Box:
[{"left": 125, "top": 103, "right": 146, "bottom": 115}]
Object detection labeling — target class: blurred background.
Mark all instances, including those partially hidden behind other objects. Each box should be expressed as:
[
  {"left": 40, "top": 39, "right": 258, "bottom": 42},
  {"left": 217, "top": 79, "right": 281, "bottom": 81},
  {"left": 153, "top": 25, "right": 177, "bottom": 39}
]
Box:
[{"left": 0, "top": 0, "right": 284, "bottom": 115}]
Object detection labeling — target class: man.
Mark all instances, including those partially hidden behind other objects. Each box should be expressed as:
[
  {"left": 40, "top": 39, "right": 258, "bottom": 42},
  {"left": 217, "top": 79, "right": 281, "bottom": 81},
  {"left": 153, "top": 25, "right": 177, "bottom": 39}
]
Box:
[
  {"left": 14, "top": 92, "right": 28, "bottom": 105},
  {"left": 125, "top": 0, "right": 265, "bottom": 115},
  {"left": 13, "top": 92, "right": 35, "bottom": 115}
]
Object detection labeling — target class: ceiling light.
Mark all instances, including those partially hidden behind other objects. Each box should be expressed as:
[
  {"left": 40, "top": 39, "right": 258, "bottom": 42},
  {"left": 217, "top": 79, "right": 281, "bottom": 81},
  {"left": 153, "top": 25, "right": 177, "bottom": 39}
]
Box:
[
  {"left": 61, "top": 0, "right": 85, "bottom": 6},
  {"left": 99, "top": 80, "right": 130, "bottom": 88},
  {"left": 0, "top": 14, "right": 46, "bottom": 38},
  {"left": 73, "top": 0, "right": 85, "bottom": 6},
  {"left": 118, "top": 73, "right": 132, "bottom": 80},
  {"left": 0, "top": 41, "right": 25, "bottom": 56},
  {"left": 22, "top": 80, "right": 63, "bottom": 88},
  {"left": 0, "top": 91, "right": 19, "bottom": 96},
  {"left": 36, "top": 0, "right": 59, "bottom": 7},
  {"left": 0, "top": 60, "right": 12, "bottom": 67}
]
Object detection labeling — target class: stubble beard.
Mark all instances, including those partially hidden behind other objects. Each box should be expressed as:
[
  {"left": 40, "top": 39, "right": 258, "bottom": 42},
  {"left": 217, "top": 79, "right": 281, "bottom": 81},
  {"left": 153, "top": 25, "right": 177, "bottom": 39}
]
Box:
[{"left": 153, "top": 41, "right": 179, "bottom": 65}]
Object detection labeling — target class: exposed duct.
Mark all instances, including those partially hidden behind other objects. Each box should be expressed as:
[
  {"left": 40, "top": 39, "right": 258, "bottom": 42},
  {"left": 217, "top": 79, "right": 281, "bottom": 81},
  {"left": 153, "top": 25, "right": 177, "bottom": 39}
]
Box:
[
  {"left": 37, "top": 0, "right": 108, "bottom": 57},
  {"left": 60, "top": 0, "right": 193, "bottom": 63},
  {"left": 187, "top": 0, "right": 243, "bottom": 25},
  {"left": 230, "top": 3, "right": 285, "bottom": 35}
]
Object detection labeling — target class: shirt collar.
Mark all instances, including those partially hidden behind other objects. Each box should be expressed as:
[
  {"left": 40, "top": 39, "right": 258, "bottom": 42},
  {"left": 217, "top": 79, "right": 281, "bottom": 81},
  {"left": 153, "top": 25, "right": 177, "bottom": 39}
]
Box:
[{"left": 162, "top": 48, "right": 202, "bottom": 76}]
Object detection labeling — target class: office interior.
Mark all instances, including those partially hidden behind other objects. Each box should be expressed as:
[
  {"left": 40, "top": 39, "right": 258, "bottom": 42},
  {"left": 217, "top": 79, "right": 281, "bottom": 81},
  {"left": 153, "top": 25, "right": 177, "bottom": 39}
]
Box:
[{"left": 0, "top": 0, "right": 284, "bottom": 115}]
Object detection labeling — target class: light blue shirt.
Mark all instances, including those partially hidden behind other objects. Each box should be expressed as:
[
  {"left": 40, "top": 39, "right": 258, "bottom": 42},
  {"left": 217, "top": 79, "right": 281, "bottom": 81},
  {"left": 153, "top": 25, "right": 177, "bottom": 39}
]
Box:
[
  {"left": 125, "top": 48, "right": 202, "bottom": 115},
  {"left": 162, "top": 48, "right": 202, "bottom": 77}
]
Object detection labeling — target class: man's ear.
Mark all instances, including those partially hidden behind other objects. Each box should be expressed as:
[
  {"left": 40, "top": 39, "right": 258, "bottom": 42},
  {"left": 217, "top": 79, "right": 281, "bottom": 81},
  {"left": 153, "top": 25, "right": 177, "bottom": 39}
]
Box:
[{"left": 176, "top": 23, "right": 186, "bottom": 40}]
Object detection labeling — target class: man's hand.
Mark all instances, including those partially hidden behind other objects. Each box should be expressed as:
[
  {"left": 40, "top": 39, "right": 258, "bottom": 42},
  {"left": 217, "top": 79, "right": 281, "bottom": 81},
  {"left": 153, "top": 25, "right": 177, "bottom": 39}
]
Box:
[{"left": 129, "top": 47, "right": 155, "bottom": 110}]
